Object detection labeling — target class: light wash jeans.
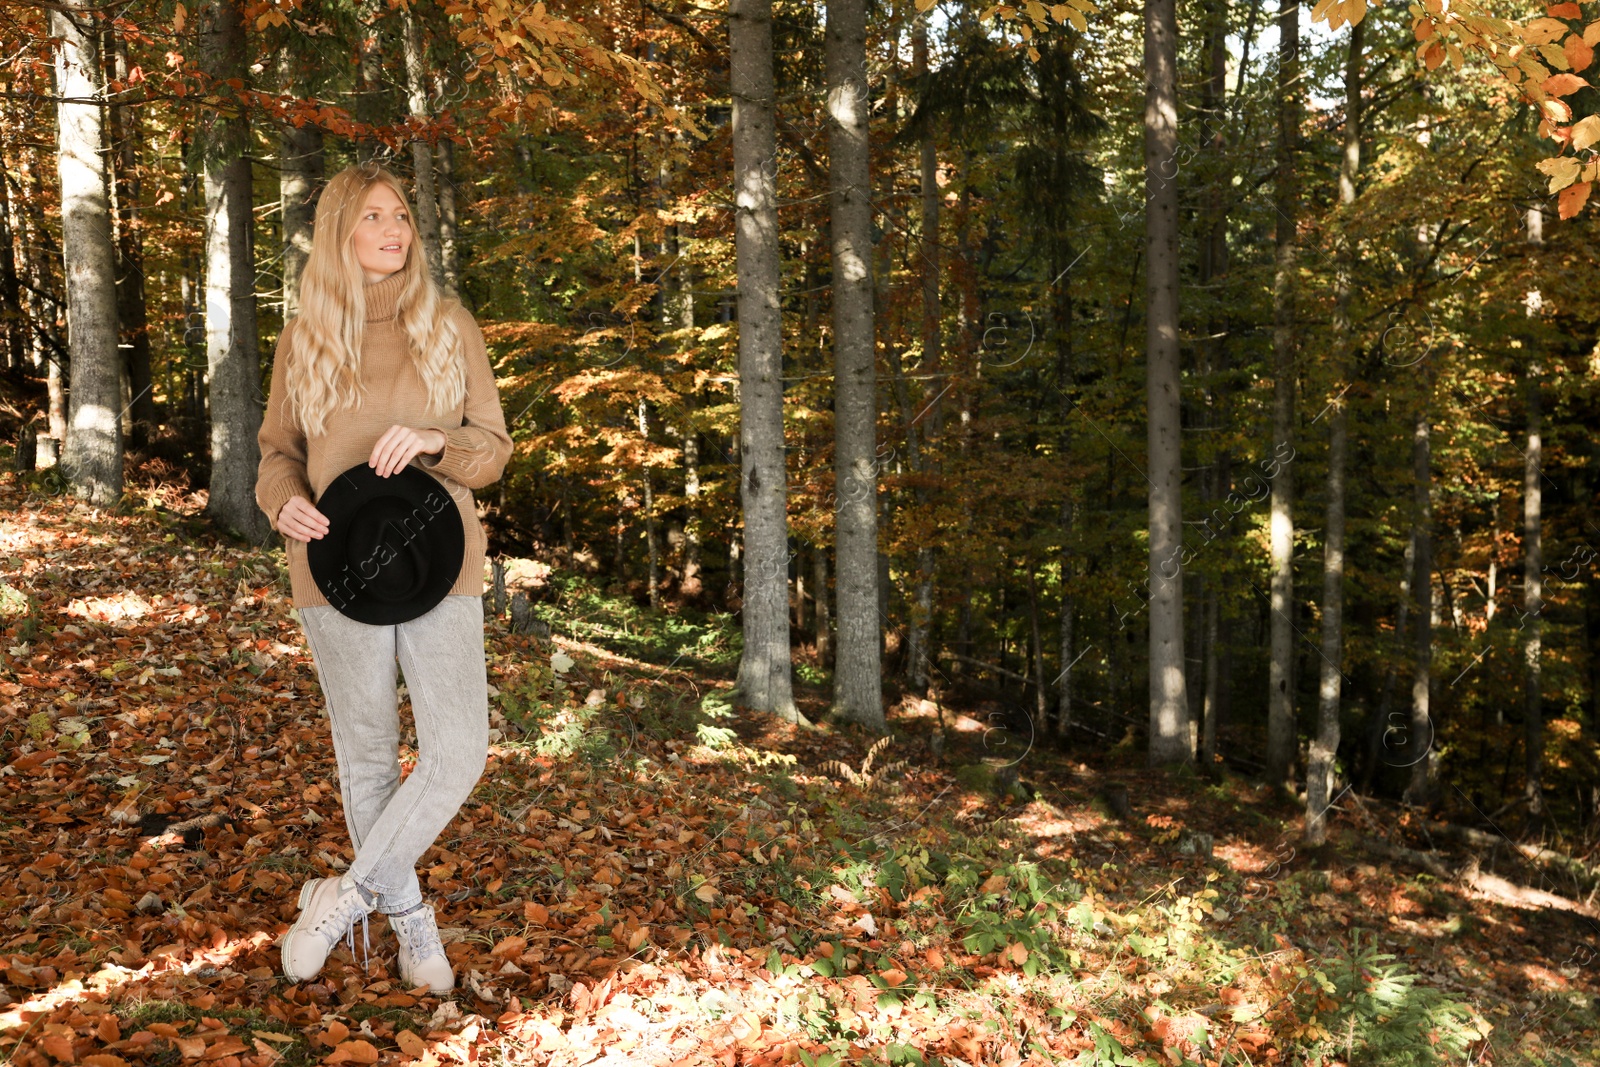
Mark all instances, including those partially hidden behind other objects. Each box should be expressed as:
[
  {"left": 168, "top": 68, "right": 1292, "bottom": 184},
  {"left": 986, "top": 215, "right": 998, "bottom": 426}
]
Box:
[{"left": 298, "top": 594, "right": 489, "bottom": 915}]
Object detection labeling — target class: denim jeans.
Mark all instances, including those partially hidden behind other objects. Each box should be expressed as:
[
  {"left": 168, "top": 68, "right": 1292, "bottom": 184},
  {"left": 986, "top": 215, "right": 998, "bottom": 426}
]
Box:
[{"left": 298, "top": 594, "right": 489, "bottom": 914}]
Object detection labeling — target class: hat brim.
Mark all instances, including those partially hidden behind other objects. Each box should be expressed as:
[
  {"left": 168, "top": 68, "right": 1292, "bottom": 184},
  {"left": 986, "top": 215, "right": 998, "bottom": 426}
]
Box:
[{"left": 306, "top": 463, "right": 467, "bottom": 626}]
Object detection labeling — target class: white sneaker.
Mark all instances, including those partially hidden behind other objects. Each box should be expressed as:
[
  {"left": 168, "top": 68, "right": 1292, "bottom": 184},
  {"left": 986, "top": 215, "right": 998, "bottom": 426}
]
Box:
[
  {"left": 390, "top": 904, "right": 454, "bottom": 993},
  {"left": 281, "top": 875, "right": 376, "bottom": 983}
]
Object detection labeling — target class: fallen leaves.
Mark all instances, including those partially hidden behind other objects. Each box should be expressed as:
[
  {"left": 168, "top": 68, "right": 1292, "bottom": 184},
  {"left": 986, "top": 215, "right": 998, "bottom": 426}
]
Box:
[{"left": 0, "top": 477, "right": 1589, "bottom": 1067}]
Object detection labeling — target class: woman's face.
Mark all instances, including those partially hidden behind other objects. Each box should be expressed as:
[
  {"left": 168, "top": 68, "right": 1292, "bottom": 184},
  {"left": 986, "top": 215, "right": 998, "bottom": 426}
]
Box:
[{"left": 350, "top": 182, "right": 413, "bottom": 284}]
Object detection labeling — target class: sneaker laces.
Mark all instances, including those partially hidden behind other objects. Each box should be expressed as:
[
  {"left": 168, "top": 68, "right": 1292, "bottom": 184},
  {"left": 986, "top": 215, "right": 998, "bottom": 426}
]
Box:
[
  {"left": 392, "top": 906, "right": 446, "bottom": 965},
  {"left": 308, "top": 886, "right": 373, "bottom": 971}
]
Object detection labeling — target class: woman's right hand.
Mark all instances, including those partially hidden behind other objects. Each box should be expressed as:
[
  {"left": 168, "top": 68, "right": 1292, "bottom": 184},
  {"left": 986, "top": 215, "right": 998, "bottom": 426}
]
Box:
[{"left": 278, "top": 495, "right": 330, "bottom": 543}]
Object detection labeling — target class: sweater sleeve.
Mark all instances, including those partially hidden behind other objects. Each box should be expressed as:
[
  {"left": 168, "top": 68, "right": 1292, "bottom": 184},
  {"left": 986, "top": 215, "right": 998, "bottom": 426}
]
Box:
[
  {"left": 415, "top": 308, "right": 513, "bottom": 490},
  {"left": 255, "top": 320, "right": 315, "bottom": 533}
]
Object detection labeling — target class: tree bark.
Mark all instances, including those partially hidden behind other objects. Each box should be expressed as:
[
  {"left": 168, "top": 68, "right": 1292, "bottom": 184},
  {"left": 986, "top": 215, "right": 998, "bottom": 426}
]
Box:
[
  {"left": 53, "top": 1, "right": 122, "bottom": 504},
  {"left": 1523, "top": 229, "right": 1544, "bottom": 822},
  {"left": 401, "top": 3, "right": 445, "bottom": 287},
  {"left": 1306, "top": 18, "right": 1362, "bottom": 847},
  {"left": 0, "top": 135, "right": 26, "bottom": 375},
  {"left": 826, "top": 0, "right": 884, "bottom": 730},
  {"left": 200, "top": 0, "right": 265, "bottom": 539},
  {"left": 681, "top": 395, "right": 704, "bottom": 597},
  {"left": 434, "top": 133, "right": 461, "bottom": 299},
  {"left": 1266, "top": 0, "right": 1299, "bottom": 792},
  {"left": 814, "top": 539, "right": 832, "bottom": 668},
  {"left": 279, "top": 97, "right": 324, "bottom": 319},
  {"left": 729, "top": 0, "right": 804, "bottom": 723},
  {"left": 107, "top": 34, "right": 154, "bottom": 450},
  {"left": 1405, "top": 380, "right": 1435, "bottom": 804},
  {"left": 1144, "top": 0, "right": 1190, "bottom": 764},
  {"left": 905, "top": 18, "right": 939, "bottom": 697}
]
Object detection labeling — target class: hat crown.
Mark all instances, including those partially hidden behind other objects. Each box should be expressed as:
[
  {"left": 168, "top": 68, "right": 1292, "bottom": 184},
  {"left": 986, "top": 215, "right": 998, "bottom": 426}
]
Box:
[{"left": 306, "top": 464, "right": 466, "bottom": 625}]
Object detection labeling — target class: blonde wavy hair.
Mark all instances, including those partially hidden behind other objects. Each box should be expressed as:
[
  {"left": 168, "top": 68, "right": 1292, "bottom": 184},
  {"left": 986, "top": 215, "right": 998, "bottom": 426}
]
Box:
[{"left": 285, "top": 162, "right": 464, "bottom": 437}]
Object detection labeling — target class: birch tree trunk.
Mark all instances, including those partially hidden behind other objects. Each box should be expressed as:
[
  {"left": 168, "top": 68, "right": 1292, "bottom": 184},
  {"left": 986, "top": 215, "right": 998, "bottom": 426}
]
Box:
[
  {"left": 681, "top": 396, "right": 704, "bottom": 597},
  {"left": 1306, "top": 18, "right": 1362, "bottom": 847},
  {"left": 434, "top": 137, "right": 460, "bottom": 299},
  {"left": 53, "top": 1, "right": 122, "bottom": 504},
  {"left": 1523, "top": 233, "right": 1544, "bottom": 822},
  {"left": 1144, "top": 0, "right": 1190, "bottom": 763},
  {"left": 827, "top": 0, "right": 884, "bottom": 731},
  {"left": 729, "top": 0, "right": 804, "bottom": 723},
  {"left": 1266, "top": 0, "right": 1299, "bottom": 791},
  {"left": 199, "top": 0, "right": 265, "bottom": 539},
  {"left": 401, "top": 4, "right": 445, "bottom": 287}
]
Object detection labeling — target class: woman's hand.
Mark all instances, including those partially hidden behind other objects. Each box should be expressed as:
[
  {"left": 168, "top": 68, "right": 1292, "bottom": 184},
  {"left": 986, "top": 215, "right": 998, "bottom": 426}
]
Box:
[
  {"left": 278, "top": 495, "right": 330, "bottom": 543},
  {"left": 369, "top": 425, "right": 448, "bottom": 478}
]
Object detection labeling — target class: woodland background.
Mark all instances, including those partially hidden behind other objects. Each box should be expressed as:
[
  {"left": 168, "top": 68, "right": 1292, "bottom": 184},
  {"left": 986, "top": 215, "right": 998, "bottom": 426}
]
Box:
[{"left": 4, "top": 0, "right": 1600, "bottom": 1060}]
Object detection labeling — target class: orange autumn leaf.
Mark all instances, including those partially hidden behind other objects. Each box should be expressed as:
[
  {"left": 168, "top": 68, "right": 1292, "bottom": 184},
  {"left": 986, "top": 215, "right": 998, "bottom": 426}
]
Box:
[
  {"left": 327, "top": 1040, "right": 380, "bottom": 1065},
  {"left": 1542, "top": 72, "right": 1589, "bottom": 95},
  {"left": 1566, "top": 32, "right": 1595, "bottom": 70},
  {"left": 1548, "top": 2, "right": 1582, "bottom": 15},
  {"left": 1559, "top": 179, "right": 1591, "bottom": 218}
]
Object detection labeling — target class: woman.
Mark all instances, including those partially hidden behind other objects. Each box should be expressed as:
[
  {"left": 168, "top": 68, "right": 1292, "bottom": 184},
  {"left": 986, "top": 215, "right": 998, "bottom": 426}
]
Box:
[{"left": 255, "top": 162, "right": 512, "bottom": 993}]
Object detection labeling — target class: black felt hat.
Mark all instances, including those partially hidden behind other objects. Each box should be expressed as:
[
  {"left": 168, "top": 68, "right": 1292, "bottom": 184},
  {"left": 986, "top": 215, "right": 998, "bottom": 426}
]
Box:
[{"left": 306, "top": 463, "right": 466, "bottom": 625}]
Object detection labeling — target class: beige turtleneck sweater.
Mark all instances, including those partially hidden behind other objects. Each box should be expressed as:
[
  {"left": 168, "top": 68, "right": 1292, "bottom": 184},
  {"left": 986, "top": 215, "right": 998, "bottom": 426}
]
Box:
[{"left": 255, "top": 271, "right": 513, "bottom": 610}]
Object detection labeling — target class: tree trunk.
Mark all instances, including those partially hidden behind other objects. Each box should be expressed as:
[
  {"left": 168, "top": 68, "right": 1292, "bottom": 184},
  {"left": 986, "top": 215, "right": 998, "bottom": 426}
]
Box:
[
  {"left": 107, "top": 35, "right": 154, "bottom": 451},
  {"left": 1364, "top": 525, "right": 1414, "bottom": 792},
  {"left": 1523, "top": 229, "right": 1544, "bottom": 822},
  {"left": 53, "top": 1, "right": 122, "bottom": 504},
  {"left": 905, "top": 19, "right": 940, "bottom": 697},
  {"left": 814, "top": 540, "right": 832, "bottom": 668},
  {"left": 1307, "top": 18, "right": 1362, "bottom": 847},
  {"left": 434, "top": 136, "right": 461, "bottom": 299},
  {"left": 1265, "top": 0, "right": 1299, "bottom": 792},
  {"left": 1405, "top": 382, "right": 1435, "bottom": 804},
  {"left": 826, "top": 0, "right": 884, "bottom": 731},
  {"left": 279, "top": 96, "right": 324, "bottom": 319},
  {"left": 681, "top": 396, "right": 704, "bottom": 597},
  {"left": 729, "top": 0, "right": 803, "bottom": 723},
  {"left": 0, "top": 136, "right": 26, "bottom": 375},
  {"left": 401, "top": 4, "right": 445, "bottom": 287},
  {"left": 1144, "top": 0, "right": 1190, "bottom": 764},
  {"left": 640, "top": 398, "right": 661, "bottom": 611},
  {"left": 200, "top": 0, "right": 265, "bottom": 539}
]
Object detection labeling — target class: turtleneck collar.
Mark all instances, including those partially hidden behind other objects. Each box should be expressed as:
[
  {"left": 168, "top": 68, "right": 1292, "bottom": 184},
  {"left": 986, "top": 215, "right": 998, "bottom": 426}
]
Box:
[{"left": 363, "top": 270, "right": 407, "bottom": 323}]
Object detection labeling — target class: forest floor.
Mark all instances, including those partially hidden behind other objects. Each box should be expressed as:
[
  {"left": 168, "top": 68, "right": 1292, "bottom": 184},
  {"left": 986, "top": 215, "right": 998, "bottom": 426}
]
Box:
[{"left": 0, "top": 468, "right": 1597, "bottom": 1066}]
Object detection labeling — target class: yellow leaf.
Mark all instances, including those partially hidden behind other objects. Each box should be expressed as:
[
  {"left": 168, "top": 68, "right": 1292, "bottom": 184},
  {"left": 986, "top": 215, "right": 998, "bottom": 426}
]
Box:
[
  {"left": 1585, "top": 20, "right": 1600, "bottom": 45},
  {"left": 1572, "top": 113, "right": 1600, "bottom": 149},
  {"left": 1068, "top": 9, "right": 1087, "bottom": 30},
  {"left": 694, "top": 881, "right": 718, "bottom": 902},
  {"left": 1540, "top": 41, "right": 1572, "bottom": 70},
  {"left": 542, "top": 67, "right": 563, "bottom": 85},
  {"left": 1538, "top": 154, "right": 1582, "bottom": 192},
  {"left": 1526, "top": 16, "right": 1570, "bottom": 45},
  {"left": 1050, "top": 4, "right": 1071, "bottom": 20}
]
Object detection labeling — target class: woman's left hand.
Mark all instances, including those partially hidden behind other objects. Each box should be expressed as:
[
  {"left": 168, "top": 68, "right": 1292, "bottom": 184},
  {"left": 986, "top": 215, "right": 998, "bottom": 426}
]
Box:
[{"left": 369, "top": 425, "right": 448, "bottom": 478}]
